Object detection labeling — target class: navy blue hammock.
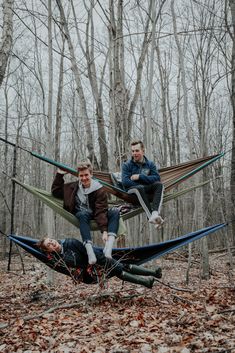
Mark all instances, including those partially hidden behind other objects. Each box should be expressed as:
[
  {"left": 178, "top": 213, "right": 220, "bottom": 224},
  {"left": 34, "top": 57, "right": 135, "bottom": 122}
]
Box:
[{"left": 9, "top": 223, "right": 227, "bottom": 282}]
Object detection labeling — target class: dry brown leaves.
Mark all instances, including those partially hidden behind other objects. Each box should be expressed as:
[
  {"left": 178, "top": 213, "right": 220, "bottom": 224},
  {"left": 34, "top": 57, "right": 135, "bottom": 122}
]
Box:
[{"left": 0, "top": 252, "right": 235, "bottom": 353}]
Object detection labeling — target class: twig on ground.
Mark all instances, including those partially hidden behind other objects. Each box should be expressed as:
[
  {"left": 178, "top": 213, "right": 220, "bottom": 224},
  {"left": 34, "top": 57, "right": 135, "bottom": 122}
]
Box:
[
  {"left": 172, "top": 294, "right": 193, "bottom": 305},
  {"left": 155, "top": 279, "right": 194, "bottom": 292},
  {"left": 218, "top": 308, "right": 235, "bottom": 314}
]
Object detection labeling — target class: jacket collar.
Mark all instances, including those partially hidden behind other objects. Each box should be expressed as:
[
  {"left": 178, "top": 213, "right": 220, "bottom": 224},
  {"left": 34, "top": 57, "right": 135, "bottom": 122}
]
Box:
[{"left": 131, "top": 155, "right": 148, "bottom": 164}]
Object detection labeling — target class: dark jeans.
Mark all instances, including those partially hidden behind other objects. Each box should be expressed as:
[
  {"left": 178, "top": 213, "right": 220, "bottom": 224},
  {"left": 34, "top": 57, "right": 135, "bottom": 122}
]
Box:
[
  {"left": 128, "top": 181, "right": 164, "bottom": 216},
  {"left": 75, "top": 208, "right": 120, "bottom": 243}
]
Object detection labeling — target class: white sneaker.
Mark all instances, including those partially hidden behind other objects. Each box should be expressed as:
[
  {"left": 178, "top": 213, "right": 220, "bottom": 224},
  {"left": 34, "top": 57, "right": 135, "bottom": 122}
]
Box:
[
  {"left": 154, "top": 216, "right": 165, "bottom": 229},
  {"left": 149, "top": 211, "right": 159, "bottom": 224}
]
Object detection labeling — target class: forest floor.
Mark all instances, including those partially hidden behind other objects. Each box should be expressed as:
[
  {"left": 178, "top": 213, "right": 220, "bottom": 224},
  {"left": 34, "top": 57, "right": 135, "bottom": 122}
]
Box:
[{"left": 0, "top": 251, "right": 235, "bottom": 353}]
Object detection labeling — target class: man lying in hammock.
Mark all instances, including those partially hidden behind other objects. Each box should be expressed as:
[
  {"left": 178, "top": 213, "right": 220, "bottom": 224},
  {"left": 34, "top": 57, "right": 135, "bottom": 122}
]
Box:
[
  {"left": 36, "top": 237, "right": 162, "bottom": 289},
  {"left": 51, "top": 161, "right": 119, "bottom": 264}
]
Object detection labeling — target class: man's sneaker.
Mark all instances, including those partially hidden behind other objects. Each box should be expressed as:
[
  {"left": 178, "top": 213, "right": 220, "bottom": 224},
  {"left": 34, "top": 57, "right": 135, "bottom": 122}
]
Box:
[
  {"left": 148, "top": 211, "right": 159, "bottom": 224},
  {"left": 154, "top": 216, "right": 164, "bottom": 229}
]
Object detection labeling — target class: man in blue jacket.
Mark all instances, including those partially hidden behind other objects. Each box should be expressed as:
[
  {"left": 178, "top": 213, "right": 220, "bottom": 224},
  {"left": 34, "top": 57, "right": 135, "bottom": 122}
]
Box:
[{"left": 122, "top": 140, "right": 164, "bottom": 228}]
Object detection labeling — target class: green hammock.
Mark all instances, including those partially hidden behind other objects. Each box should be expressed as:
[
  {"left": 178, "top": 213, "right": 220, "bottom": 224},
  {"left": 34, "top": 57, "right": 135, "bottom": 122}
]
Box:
[
  {"left": 13, "top": 178, "right": 210, "bottom": 230},
  {"left": 13, "top": 178, "right": 127, "bottom": 235}
]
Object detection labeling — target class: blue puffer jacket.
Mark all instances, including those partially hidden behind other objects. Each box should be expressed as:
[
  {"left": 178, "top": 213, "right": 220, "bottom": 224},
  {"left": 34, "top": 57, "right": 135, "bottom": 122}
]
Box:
[{"left": 121, "top": 156, "right": 161, "bottom": 190}]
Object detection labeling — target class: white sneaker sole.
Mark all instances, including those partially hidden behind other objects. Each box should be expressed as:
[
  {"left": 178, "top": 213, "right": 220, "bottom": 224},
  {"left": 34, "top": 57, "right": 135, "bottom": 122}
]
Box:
[{"left": 154, "top": 218, "right": 165, "bottom": 229}]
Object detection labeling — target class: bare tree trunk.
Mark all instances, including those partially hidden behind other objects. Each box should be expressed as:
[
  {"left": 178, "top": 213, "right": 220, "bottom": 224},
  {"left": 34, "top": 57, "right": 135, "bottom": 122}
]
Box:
[
  {"left": 109, "top": 0, "right": 130, "bottom": 160},
  {"left": 171, "top": 0, "right": 196, "bottom": 279},
  {"left": 45, "top": 0, "right": 55, "bottom": 284},
  {"left": 1, "top": 65, "right": 11, "bottom": 259},
  {"left": 71, "top": 0, "right": 108, "bottom": 170},
  {"left": 145, "top": 0, "right": 156, "bottom": 160},
  {"left": 155, "top": 46, "right": 169, "bottom": 166},
  {"left": 45, "top": 0, "right": 54, "bottom": 237},
  {"left": 126, "top": 2, "right": 152, "bottom": 152},
  {"left": 229, "top": 0, "right": 235, "bottom": 241},
  {"left": 54, "top": 34, "right": 65, "bottom": 163},
  {"left": 171, "top": 0, "right": 194, "bottom": 158},
  {"left": 84, "top": 1, "right": 108, "bottom": 170},
  {"left": 0, "top": 0, "right": 14, "bottom": 87},
  {"left": 56, "top": 0, "right": 98, "bottom": 168}
]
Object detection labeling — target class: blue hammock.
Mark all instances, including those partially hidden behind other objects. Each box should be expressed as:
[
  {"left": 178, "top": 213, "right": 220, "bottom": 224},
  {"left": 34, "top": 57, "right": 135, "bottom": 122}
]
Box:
[{"left": 9, "top": 223, "right": 227, "bottom": 278}]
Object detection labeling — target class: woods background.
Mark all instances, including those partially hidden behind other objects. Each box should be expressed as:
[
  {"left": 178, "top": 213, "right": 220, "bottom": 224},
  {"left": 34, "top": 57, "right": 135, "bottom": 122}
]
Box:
[{"left": 0, "top": 0, "right": 235, "bottom": 275}]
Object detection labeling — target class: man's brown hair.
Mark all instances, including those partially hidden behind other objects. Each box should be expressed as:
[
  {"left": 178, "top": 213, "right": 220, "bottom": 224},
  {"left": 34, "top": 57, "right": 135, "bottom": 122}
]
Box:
[
  {"left": 77, "top": 161, "right": 93, "bottom": 173},
  {"left": 36, "top": 238, "right": 49, "bottom": 252},
  {"left": 131, "top": 140, "right": 144, "bottom": 150}
]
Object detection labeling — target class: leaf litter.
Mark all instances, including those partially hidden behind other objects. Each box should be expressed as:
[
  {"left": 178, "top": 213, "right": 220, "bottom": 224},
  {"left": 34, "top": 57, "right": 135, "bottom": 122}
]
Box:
[{"left": 0, "top": 252, "right": 235, "bottom": 353}]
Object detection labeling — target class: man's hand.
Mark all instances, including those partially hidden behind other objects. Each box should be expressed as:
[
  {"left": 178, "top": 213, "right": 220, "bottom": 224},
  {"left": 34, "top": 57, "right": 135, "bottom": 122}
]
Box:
[
  {"left": 57, "top": 168, "right": 67, "bottom": 175},
  {"left": 102, "top": 231, "right": 108, "bottom": 243},
  {"left": 130, "top": 174, "right": 139, "bottom": 181}
]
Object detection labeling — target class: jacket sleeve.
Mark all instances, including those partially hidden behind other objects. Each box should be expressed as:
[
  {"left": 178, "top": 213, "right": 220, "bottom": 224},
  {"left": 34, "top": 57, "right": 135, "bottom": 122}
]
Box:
[
  {"left": 93, "top": 188, "right": 109, "bottom": 232},
  {"left": 51, "top": 173, "right": 65, "bottom": 199},
  {"left": 62, "top": 239, "right": 87, "bottom": 267},
  {"left": 138, "top": 161, "right": 161, "bottom": 184},
  {"left": 121, "top": 162, "right": 137, "bottom": 189}
]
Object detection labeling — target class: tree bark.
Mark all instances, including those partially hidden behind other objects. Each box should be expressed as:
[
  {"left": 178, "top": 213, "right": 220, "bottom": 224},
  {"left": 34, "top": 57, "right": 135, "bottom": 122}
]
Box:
[
  {"left": 171, "top": 0, "right": 194, "bottom": 158},
  {"left": 0, "top": 0, "right": 14, "bottom": 87},
  {"left": 45, "top": 0, "right": 55, "bottom": 284},
  {"left": 229, "top": 0, "right": 235, "bottom": 240},
  {"left": 56, "top": 0, "right": 98, "bottom": 168},
  {"left": 85, "top": 1, "right": 108, "bottom": 170}
]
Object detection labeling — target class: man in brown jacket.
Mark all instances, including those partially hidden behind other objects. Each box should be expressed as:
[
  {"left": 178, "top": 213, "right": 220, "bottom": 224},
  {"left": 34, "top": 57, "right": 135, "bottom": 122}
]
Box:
[{"left": 51, "top": 162, "right": 119, "bottom": 265}]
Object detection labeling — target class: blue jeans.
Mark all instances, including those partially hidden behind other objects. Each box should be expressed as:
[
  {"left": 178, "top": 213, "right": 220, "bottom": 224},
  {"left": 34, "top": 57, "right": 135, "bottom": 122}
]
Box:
[{"left": 75, "top": 208, "right": 120, "bottom": 243}]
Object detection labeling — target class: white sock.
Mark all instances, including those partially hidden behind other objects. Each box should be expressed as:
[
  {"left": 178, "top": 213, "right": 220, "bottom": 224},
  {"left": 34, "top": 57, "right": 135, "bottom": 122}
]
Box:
[
  {"left": 103, "top": 242, "right": 107, "bottom": 255},
  {"left": 104, "top": 234, "right": 116, "bottom": 259},
  {"left": 85, "top": 242, "right": 97, "bottom": 265}
]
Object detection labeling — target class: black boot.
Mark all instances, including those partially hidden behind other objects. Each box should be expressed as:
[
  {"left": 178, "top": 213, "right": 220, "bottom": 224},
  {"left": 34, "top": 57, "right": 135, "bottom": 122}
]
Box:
[
  {"left": 128, "top": 264, "right": 162, "bottom": 279},
  {"left": 118, "top": 271, "right": 154, "bottom": 288}
]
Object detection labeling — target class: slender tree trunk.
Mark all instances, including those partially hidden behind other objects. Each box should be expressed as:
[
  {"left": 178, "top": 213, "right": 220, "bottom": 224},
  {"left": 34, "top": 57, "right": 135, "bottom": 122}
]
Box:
[
  {"left": 171, "top": 0, "right": 196, "bottom": 279},
  {"left": 85, "top": 1, "right": 108, "bottom": 170},
  {"left": 1, "top": 65, "right": 11, "bottom": 259},
  {"left": 145, "top": 0, "right": 156, "bottom": 160},
  {"left": 229, "top": 0, "right": 235, "bottom": 240},
  {"left": 55, "top": 35, "right": 65, "bottom": 163},
  {"left": 45, "top": 0, "right": 54, "bottom": 237},
  {"left": 126, "top": 3, "right": 151, "bottom": 152},
  {"left": 0, "top": 0, "right": 14, "bottom": 87},
  {"left": 56, "top": 0, "right": 98, "bottom": 168},
  {"left": 109, "top": 0, "right": 130, "bottom": 160},
  {"left": 155, "top": 46, "right": 168, "bottom": 166},
  {"left": 45, "top": 0, "right": 55, "bottom": 284},
  {"left": 171, "top": 0, "right": 194, "bottom": 158}
]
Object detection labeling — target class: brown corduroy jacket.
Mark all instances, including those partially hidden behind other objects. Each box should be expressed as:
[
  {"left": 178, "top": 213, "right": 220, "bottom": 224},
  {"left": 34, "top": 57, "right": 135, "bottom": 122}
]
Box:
[{"left": 51, "top": 173, "right": 109, "bottom": 232}]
